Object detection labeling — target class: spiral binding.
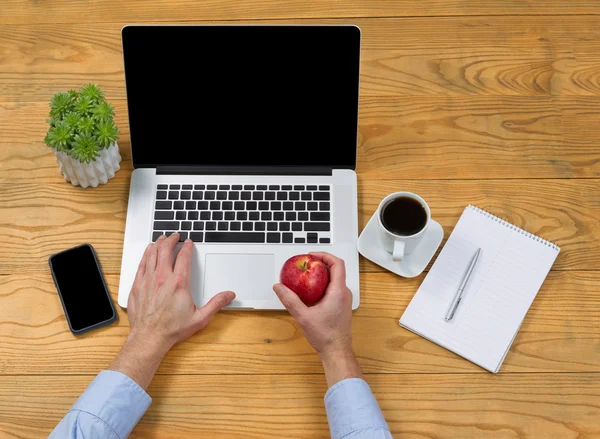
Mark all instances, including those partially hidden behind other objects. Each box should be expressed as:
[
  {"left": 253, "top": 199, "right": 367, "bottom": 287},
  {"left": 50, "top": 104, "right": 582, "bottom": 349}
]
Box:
[{"left": 467, "top": 205, "right": 560, "bottom": 252}]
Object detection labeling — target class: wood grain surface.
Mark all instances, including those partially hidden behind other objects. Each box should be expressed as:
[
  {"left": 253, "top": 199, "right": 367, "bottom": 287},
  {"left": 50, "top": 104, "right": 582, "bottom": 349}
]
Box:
[
  {"left": 2, "top": 1, "right": 600, "bottom": 438},
  {"left": 1, "top": 374, "right": 599, "bottom": 439}
]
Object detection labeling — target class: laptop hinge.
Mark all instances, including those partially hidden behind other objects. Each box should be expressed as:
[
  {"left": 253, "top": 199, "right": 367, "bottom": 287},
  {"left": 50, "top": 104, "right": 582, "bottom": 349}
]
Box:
[{"left": 156, "top": 166, "right": 333, "bottom": 176}]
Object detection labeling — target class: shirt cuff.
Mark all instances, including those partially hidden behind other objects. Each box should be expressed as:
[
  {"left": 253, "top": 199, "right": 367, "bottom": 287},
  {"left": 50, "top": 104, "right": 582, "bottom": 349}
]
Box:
[
  {"left": 72, "top": 370, "right": 152, "bottom": 439},
  {"left": 324, "top": 378, "right": 390, "bottom": 439}
]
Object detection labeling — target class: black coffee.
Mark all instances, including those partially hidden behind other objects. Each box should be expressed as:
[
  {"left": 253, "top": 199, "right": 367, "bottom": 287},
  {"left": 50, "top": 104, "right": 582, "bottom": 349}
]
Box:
[{"left": 381, "top": 196, "right": 428, "bottom": 236}]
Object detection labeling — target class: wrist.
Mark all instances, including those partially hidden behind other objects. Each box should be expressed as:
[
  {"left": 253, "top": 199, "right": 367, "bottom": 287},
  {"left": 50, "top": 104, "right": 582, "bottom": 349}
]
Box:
[
  {"left": 319, "top": 347, "right": 363, "bottom": 388},
  {"left": 126, "top": 330, "right": 173, "bottom": 361}
]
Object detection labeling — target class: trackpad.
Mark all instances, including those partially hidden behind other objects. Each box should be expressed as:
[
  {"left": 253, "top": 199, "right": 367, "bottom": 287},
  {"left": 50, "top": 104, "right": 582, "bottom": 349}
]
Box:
[{"left": 203, "top": 253, "right": 276, "bottom": 303}]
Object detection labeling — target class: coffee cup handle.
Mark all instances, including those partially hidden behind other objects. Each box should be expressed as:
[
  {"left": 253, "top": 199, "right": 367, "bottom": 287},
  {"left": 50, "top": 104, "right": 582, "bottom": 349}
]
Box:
[{"left": 392, "top": 240, "right": 405, "bottom": 261}]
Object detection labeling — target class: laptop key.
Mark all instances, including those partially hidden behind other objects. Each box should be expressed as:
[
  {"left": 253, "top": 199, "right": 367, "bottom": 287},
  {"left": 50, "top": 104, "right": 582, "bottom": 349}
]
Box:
[
  {"left": 188, "top": 211, "right": 199, "bottom": 220},
  {"left": 154, "top": 221, "right": 179, "bottom": 230},
  {"left": 156, "top": 201, "right": 171, "bottom": 209},
  {"left": 282, "top": 233, "right": 293, "bottom": 243},
  {"left": 305, "top": 222, "right": 330, "bottom": 231},
  {"left": 180, "top": 191, "right": 191, "bottom": 200},
  {"left": 314, "top": 192, "right": 330, "bottom": 200},
  {"left": 193, "top": 222, "right": 204, "bottom": 230},
  {"left": 286, "top": 212, "right": 296, "bottom": 221},
  {"left": 280, "top": 222, "right": 290, "bottom": 231},
  {"left": 295, "top": 237, "right": 305, "bottom": 244},
  {"left": 190, "top": 232, "right": 204, "bottom": 242},
  {"left": 192, "top": 191, "right": 203, "bottom": 200},
  {"left": 241, "top": 191, "right": 252, "bottom": 200},
  {"left": 225, "top": 211, "right": 235, "bottom": 220},
  {"left": 283, "top": 202, "right": 293, "bottom": 211},
  {"left": 261, "top": 212, "right": 272, "bottom": 221},
  {"left": 204, "top": 191, "right": 215, "bottom": 200},
  {"left": 307, "top": 233, "right": 318, "bottom": 243},
  {"left": 295, "top": 202, "right": 306, "bottom": 210},
  {"left": 311, "top": 212, "right": 330, "bottom": 221},
  {"left": 228, "top": 192, "right": 239, "bottom": 200},
  {"left": 289, "top": 192, "right": 300, "bottom": 201},
  {"left": 307, "top": 202, "right": 318, "bottom": 211},
  {"left": 247, "top": 201, "right": 257, "bottom": 210},
  {"left": 249, "top": 211, "right": 259, "bottom": 220},
  {"left": 210, "top": 201, "right": 220, "bottom": 210},
  {"left": 244, "top": 185, "right": 255, "bottom": 190},
  {"left": 252, "top": 192, "right": 264, "bottom": 201},
  {"left": 212, "top": 211, "right": 223, "bottom": 221},
  {"left": 298, "top": 212, "right": 309, "bottom": 221},
  {"left": 206, "top": 232, "right": 265, "bottom": 243},
  {"left": 178, "top": 232, "right": 188, "bottom": 241},
  {"left": 234, "top": 201, "right": 245, "bottom": 210},
  {"left": 156, "top": 191, "right": 167, "bottom": 199},
  {"left": 265, "top": 191, "right": 276, "bottom": 200},
  {"left": 230, "top": 222, "right": 241, "bottom": 231},
  {"left": 194, "top": 184, "right": 205, "bottom": 190},
  {"left": 198, "top": 201, "right": 209, "bottom": 210},
  {"left": 170, "top": 184, "right": 180, "bottom": 190},
  {"left": 257, "top": 185, "right": 268, "bottom": 190},
  {"left": 155, "top": 211, "right": 174, "bottom": 220},
  {"left": 168, "top": 191, "right": 179, "bottom": 200},
  {"left": 267, "top": 232, "right": 281, "bottom": 243},
  {"left": 200, "top": 211, "right": 211, "bottom": 220},
  {"left": 319, "top": 185, "right": 329, "bottom": 191},
  {"left": 294, "top": 185, "right": 305, "bottom": 191},
  {"left": 282, "top": 185, "right": 292, "bottom": 190},
  {"left": 267, "top": 222, "right": 277, "bottom": 231},
  {"left": 269, "top": 185, "right": 280, "bottom": 190},
  {"left": 152, "top": 232, "right": 163, "bottom": 241},
  {"left": 237, "top": 211, "right": 248, "bottom": 221},
  {"left": 174, "top": 201, "right": 184, "bottom": 210},
  {"left": 319, "top": 237, "right": 331, "bottom": 244},
  {"left": 222, "top": 201, "right": 233, "bottom": 210},
  {"left": 274, "top": 212, "right": 284, "bottom": 221},
  {"left": 206, "top": 222, "right": 217, "bottom": 231},
  {"left": 157, "top": 184, "right": 168, "bottom": 190},
  {"left": 176, "top": 211, "right": 186, "bottom": 220},
  {"left": 219, "top": 185, "right": 230, "bottom": 190},
  {"left": 242, "top": 222, "right": 253, "bottom": 231},
  {"left": 217, "top": 191, "right": 227, "bottom": 200},
  {"left": 292, "top": 222, "right": 302, "bottom": 231},
  {"left": 218, "top": 222, "right": 228, "bottom": 231},
  {"left": 319, "top": 202, "right": 330, "bottom": 211},
  {"left": 259, "top": 202, "right": 269, "bottom": 210},
  {"left": 232, "top": 185, "right": 242, "bottom": 190},
  {"left": 182, "top": 184, "right": 192, "bottom": 190},
  {"left": 271, "top": 201, "right": 281, "bottom": 210},
  {"left": 182, "top": 221, "right": 192, "bottom": 230},
  {"left": 207, "top": 185, "right": 218, "bottom": 190},
  {"left": 255, "top": 222, "right": 266, "bottom": 231},
  {"left": 307, "top": 185, "right": 317, "bottom": 190},
  {"left": 277, "top": 192, "right": 287, "bottom": 201},
  {"left": 301, "top": 192, "right": 311, "bottom": 200},
  {"left": 186, "top": 201, "right": 196, "bottom": 210}
]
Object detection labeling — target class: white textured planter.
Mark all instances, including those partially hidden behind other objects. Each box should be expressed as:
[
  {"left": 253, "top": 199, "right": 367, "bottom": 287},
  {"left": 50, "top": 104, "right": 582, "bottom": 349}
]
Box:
[{"left": 54, "top": 142, "right": 122, "bottom": 188}]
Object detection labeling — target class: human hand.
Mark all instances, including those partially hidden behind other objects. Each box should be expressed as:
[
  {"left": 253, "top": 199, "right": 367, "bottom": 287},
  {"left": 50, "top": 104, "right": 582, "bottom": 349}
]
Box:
[
  {"left": 127, "top": 233, "right": 235, "bottom": 352},
  {"left": 273, "top": 252, "right": 353, "bottom": 359}
]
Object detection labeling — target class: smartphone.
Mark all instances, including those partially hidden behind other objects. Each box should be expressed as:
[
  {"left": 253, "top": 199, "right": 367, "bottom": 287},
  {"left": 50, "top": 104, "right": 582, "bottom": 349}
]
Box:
[{"left": 48, "top": 244, "right": 117, "bottom": 334}]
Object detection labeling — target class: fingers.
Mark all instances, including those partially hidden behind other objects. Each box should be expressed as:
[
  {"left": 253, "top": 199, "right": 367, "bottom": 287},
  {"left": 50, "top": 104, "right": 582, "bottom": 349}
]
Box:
[
  {"left": 173, "top": 238, "right": 193, "bottom": 286},
  {"left": 308, "top": 252, "right": 347, "bottom": 286},
  {"left": 193, "top": 291, "right": 236, "bottom": 329},
  {"left": 156, "top": 232, "right": 180, "bottom": 273},
  {"left": 273, "top": 283, "right": 307, "bottom": 321},
  {"left": 145, "top": 235, "right": 165, "bottom": 273}
]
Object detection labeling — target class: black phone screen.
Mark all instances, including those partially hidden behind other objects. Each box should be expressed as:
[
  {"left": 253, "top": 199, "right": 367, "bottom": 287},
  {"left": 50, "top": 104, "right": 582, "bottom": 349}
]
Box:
[{"left": 49, "top": 244, "right": 115, "bottom": 333}]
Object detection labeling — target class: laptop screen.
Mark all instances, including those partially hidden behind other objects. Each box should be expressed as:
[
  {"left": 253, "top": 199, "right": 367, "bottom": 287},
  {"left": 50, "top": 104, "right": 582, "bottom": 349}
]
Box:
[{"left": 122, "top": 25, "right": 361, "bottom": 170}]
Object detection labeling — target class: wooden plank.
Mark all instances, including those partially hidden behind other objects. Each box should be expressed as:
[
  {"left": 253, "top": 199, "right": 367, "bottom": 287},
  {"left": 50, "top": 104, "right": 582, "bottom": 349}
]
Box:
[
  {"left": 1, "top": 373, "right": 599, "bottom": 438},
  {"left": 1, "top": 271, "right": 597, "bottom": 375},
  {"left": 0, "top": 179, "right": 597, "bottom": 275},
  {"left": 2, "top": 1, "right": 599, "bottom": 25},
  {"left": 2, "top": 97, "right": 599, "bottom": 183},
  {"left": 1, "top": 17, "right": 600, "bottom": 102}
]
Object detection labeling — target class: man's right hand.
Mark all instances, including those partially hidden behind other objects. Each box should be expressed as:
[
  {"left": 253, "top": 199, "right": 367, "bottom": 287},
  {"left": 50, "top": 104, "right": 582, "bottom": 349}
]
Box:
[{"left": 273, "top": 252, "right": 363, "bottom": 386}]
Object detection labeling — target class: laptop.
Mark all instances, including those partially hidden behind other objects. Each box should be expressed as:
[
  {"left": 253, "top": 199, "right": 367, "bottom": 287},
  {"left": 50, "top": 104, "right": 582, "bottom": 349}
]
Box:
[{"left": 117, "top": 25, "right": 361, "bottom": 310}]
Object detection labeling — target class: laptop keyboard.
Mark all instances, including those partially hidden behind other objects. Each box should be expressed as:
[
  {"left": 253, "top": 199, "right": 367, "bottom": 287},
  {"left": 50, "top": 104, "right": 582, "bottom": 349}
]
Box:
[{"left": 152, "top": 184, "right": 331, "bottom": 244}]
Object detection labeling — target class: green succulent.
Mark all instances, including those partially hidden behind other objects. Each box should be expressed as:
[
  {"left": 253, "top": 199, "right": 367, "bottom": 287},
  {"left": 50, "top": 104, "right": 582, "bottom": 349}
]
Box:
[
  {"left": 44, "top": 84, "right": 119, "bottom": 163},
  {"left": 92, "top": 101, "right": 115, "bottom": 122},
  {"left": 96, "top": 120, "right": 120, "bottom": 148},
  {"left": 45, "top": 122, "right": 72, "bottom": 152},
  {"left": 71, "top": 132, "right": 101, "bottom": 164},
  {"left": 80, "top": 84, "right": 105, "bottom": 104}
]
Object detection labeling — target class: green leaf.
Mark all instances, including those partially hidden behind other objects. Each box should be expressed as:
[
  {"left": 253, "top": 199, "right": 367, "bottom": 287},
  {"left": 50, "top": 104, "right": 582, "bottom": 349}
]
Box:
[
  {"left": 49, "top": 92, "right": 75, "bottom": 120},
  {"left": 75, "top": 96, "right": 94, "bottom": 115},
  {"left": 45, "top": 122, "right": 73, "bottom": 152},
  {"left": 96, "top": 120, "right": 120, "bottom": 148},
  {"left": 70, "top": 132, "right": 101, "bottom": 164},
  {"left": 78, "top": 116, "right": 95, "bottom": 134},
  {"left": 92, "top": 101, "right": 115, "bottom": 122},
  {"left": 79, "top": 84, "right": 105, "bottom": 104},
  {"left": 68, "top": 89, "right": 79, "bottom": 101},
  {"left": 62, "top": 112, "right": 81, "bottom": 131}
]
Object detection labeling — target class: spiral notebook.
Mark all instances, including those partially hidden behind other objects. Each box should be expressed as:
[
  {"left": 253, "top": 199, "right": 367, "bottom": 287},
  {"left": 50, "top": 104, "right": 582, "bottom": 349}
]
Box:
[{"left": 399, "top": 205, "right": 560, "bottom": 373}]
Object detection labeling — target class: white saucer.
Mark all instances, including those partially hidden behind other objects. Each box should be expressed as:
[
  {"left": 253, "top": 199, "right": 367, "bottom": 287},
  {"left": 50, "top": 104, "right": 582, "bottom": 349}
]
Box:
[{"left": 357, "top": 212, "right": 444, "bottom": 278}]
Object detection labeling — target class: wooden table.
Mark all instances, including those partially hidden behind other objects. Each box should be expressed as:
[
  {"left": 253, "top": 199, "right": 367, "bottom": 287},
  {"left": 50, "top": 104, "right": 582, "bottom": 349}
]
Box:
[{"left": 1, "top": 1, "right": 599, "bottom": 438}]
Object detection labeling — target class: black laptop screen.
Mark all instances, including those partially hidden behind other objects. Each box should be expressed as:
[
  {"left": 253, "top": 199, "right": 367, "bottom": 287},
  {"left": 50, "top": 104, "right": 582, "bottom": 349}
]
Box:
[{"left": 122, "top": 25, "right": 361, "bottom": 169}]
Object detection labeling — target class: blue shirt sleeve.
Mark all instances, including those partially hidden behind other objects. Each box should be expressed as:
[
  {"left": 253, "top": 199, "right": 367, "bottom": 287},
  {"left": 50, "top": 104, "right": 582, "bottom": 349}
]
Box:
[
  {"left": 325, "top": 378, "right": 393, "bottom": 439},
  {"left": 49, "top": 370, "right": 152, "bottom": 439}
]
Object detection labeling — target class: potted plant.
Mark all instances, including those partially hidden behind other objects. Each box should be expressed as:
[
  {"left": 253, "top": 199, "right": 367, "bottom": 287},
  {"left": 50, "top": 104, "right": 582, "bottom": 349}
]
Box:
[{"left": 44, "top": 84, "right": 122, "bottom": 188}]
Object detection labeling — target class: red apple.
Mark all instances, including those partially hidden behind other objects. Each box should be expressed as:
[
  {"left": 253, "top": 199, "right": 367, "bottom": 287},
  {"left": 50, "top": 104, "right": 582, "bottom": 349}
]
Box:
[{"left": 280, "top": 254, "right": 329, "bottom": 306}]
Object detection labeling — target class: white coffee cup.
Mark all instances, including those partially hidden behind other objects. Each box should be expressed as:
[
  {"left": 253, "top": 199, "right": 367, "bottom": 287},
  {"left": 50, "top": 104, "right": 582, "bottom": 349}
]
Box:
[{"left": 377, "top": 192, "right": 431, "bottom": 261}]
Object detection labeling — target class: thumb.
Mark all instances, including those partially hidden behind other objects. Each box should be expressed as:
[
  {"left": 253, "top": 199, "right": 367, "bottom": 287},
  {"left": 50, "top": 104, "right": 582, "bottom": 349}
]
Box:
[
  {"left": 193, "top": 291, "right": 236, "bottom": 330},
  {"left": 273, "top": 283, "right": 306, "bottom": 320}
]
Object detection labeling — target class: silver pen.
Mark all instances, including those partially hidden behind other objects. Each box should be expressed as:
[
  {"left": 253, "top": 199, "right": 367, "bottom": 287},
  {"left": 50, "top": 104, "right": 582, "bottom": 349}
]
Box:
[{"left": 445, "top": 248, "right": 481, "bottom": 321}]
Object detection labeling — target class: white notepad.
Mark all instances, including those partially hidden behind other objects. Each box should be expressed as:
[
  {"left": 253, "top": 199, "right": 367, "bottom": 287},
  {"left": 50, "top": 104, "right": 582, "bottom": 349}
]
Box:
[{"left": 399, "top": 205, "right": 560, "bottom": 373}]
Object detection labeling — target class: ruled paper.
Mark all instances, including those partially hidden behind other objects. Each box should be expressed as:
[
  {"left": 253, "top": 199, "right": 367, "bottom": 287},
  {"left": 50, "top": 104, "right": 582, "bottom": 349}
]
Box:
[{"left": 399, "top": 205, "right": 560, "bottom": 373}]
